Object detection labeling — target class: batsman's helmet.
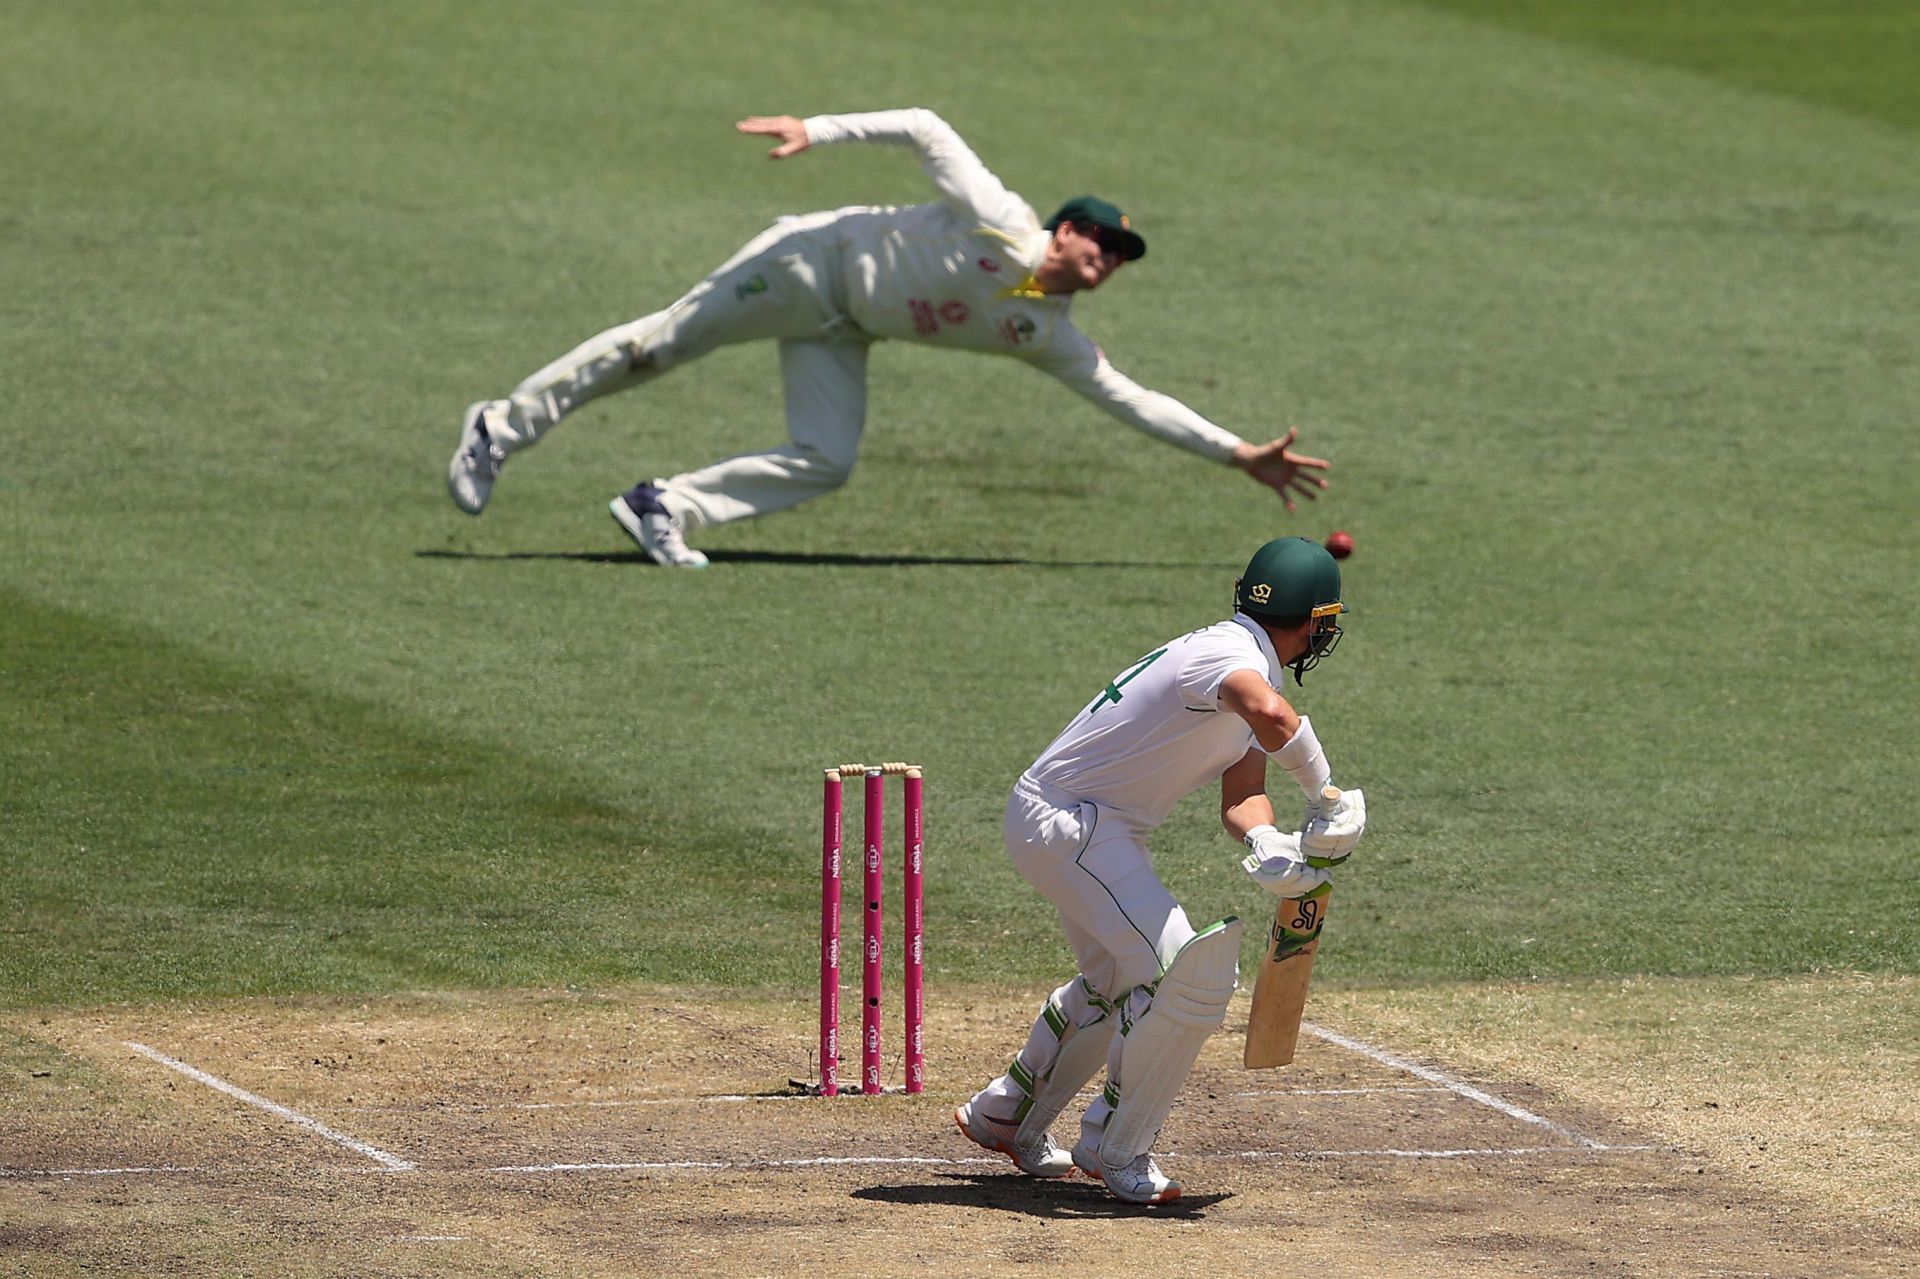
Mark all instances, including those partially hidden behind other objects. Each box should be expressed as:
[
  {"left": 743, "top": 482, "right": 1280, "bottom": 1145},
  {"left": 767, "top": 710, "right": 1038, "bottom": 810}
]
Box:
[{"left": 1234, "top": 536, "right": 1346, "bottom": 683}]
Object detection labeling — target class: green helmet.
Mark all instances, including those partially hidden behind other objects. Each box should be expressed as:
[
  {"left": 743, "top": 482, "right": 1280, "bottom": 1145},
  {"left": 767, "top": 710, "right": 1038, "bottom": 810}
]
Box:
[{"left": 1233, "top": 537, "right": 1347, "bottom": 683}]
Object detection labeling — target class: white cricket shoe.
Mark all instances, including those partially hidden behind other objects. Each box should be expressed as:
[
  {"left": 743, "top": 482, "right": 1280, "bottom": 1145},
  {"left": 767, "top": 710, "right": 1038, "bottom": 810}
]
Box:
[
  {"left": 952, "top": 1100, "right": 1076, "bottom": 1179},
  {"left": 609, "top": 489, "right": 708, "bottom": 569},
  {"left": 1072, "top": 1136, "right": 1182, "bottom": 1205},
  {"left": 447, "top": 400, "right": 508, "bottom": 515}
]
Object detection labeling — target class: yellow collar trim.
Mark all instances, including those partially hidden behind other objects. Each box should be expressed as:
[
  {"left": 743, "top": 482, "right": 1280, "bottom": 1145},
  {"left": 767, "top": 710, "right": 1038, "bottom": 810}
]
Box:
[{"left": 973, "top": 227, "right": 1049, "bottom": 297}]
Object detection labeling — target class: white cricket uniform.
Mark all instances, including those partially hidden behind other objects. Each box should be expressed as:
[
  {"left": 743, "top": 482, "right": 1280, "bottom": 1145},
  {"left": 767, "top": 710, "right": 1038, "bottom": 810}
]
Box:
[
  {"left": 1011, "top": 612, "right": 1283, "bottom": 990},
  {"left": 972, "top": 612, "right": 1285, "bottom": 1134},
  {"left": 491, "top": 108, "right": 1249, "bottom": 531}
]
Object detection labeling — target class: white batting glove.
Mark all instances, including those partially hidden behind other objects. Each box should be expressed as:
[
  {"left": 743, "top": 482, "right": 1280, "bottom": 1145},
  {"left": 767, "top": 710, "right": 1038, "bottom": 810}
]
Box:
[
  {"left": 1301, "top": 788, "right": 1366, "bottom": 868},
  {"left": 1240, "top": 826, "right": 1331, "bottom": 898}
]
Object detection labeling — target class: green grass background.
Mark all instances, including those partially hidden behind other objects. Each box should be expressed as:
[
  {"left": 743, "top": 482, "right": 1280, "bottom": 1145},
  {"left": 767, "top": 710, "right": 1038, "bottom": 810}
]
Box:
[{"left": 3, "top": 0, "right": 1915, "bottom": 1006}]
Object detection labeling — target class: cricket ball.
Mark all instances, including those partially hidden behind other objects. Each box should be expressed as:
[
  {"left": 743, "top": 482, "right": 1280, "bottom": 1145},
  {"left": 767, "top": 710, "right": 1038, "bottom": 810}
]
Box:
[{"left": 1325, "top": 531, "right": 1354, "bottom": 560}]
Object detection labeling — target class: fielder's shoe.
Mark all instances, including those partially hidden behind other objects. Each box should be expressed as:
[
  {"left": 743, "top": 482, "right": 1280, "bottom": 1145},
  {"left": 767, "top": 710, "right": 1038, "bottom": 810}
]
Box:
[
  {"left": 952, "top": 1099, "right": 1076, "bottom": 1179},
  {"left": 609, "top": 484, "right": 708, "bottom": 569},
  {"left": 1072, "top": 1136, "right": 1181, "bottom": 1205},
  {"left": 447, "top": 400, "right": 508, "bottom": 515}
]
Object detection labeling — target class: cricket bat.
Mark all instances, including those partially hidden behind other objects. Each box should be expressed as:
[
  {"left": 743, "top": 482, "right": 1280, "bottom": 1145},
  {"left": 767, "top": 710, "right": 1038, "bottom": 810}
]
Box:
[{"left": 1243, "top": 786, "right": 1340, "bottom": 1069}]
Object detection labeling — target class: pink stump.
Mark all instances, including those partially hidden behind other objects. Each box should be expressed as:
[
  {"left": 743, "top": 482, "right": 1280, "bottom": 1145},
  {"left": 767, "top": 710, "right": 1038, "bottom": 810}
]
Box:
[
  {"left": 903, "top": 769, "right": 925, "bottom": 1094},
  {"left": 862, "top": 769, "right": 885, "bottom": 1095},
  {"left": 819, "top": 772, "right": 842, "bottom": 1097}
]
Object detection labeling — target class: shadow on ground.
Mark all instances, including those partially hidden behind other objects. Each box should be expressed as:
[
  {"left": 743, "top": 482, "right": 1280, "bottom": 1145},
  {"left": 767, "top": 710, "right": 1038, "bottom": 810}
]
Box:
[{"left": 852, "top": 1172, "right": 1229, "bottom": 1219}]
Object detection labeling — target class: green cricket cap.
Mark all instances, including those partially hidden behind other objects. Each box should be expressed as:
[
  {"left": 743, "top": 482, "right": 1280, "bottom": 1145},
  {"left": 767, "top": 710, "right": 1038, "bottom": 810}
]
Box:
[{"left": 1044, "top": 195, "right": 1147, "bottom": 261}]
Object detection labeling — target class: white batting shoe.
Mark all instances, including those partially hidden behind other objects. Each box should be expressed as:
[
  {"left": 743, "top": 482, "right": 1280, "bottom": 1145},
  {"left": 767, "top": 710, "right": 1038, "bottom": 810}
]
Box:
[
  {"left": 609, "top": 486, "right": 708, "bottom": 569},
  {"left": 1072, "top": 1137, "right": 1181, "bottom": 1205},
  {"left": 447, "top": 400, "right": 508, "bottom": 515},
  {"left": 952, "top": 1100, "right": 1076, "bottom": 1179}
]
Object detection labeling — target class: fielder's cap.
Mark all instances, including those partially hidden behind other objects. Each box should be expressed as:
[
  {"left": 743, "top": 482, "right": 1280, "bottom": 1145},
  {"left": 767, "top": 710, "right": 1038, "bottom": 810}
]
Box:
[{"left": 1044, "top": 195, "right": 1147, "bottom": 261}]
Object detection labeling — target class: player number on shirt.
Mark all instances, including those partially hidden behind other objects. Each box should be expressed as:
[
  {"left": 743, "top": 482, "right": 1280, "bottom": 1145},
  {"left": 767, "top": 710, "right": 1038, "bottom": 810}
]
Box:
[{"left": 1085, "top": 648, "right": 1168, "bottom": 715}]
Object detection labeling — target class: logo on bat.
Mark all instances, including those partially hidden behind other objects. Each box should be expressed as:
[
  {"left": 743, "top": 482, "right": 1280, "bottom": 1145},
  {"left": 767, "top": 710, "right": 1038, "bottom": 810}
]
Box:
[
  {"left": 1289, "top": 898, "right": 1322, "bottom": 932},
  {"left": 1269, "top": 897, "right": 1325, "bottom": 960}
]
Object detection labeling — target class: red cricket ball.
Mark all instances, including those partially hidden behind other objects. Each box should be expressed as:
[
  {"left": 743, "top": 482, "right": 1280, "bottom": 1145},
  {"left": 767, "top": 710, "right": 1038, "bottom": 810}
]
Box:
[{"left": 1325, "top": 530, "right": 1354, "bottom": 560}]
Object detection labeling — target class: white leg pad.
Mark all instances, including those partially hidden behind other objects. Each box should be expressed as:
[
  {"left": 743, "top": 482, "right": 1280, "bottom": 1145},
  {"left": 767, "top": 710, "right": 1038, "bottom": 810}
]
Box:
[
  {"left": 1014, "top": 989, "right": 1117, "bottom": 1145},
  {"left": 1099, "top": 917, "right": 1243, "bottom": 1165},
  {"left": 970, "top": 977, "right": 1115, "bottom": 1137}
]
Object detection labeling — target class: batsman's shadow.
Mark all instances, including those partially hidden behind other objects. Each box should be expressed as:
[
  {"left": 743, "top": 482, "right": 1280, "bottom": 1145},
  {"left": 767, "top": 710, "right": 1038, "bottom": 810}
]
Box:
[{"left": 853, "top": 1172, "right": 1228, "bottom": 1219}]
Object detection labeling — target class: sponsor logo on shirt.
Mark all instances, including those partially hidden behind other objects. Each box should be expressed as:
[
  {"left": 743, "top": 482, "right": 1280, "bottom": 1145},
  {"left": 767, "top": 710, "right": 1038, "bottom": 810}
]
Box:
[
  {"left": 977, "top": 256, "right": 1001, "bottom": 273},
  {"left": 998, "top": 315, "right": 1038, "bottom": 347},
  {"left": 908, "top": 299, "right": 972, "bottom": 335},
  {"left": 733, "top": 274, "right": 769, "bottom": 301}
]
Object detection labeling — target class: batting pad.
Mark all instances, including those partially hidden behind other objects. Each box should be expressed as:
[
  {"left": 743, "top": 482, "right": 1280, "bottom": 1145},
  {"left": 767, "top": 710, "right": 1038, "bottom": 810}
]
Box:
[
  {"left": 1016, "top": 1002, "right": 1116, "bottom": 1145},
  {"left": 1100, "top": 917, "right": 1243, "bottom": 1164}
]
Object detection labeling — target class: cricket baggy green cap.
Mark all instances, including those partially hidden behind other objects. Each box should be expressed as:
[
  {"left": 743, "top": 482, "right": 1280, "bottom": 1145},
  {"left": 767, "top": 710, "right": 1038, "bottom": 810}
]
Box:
[
  {"left": 1044, "top": 196, "right": 1147, "bottom": 260},
  {"left": 1235, "top": 537, "right": 1344, "bottom": 620}
]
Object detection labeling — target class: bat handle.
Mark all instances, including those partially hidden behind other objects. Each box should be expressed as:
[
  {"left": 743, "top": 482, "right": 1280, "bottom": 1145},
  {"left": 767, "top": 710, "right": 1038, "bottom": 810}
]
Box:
[
  {"left": 1309, "top": 784, "right": 1341, "bottom": 819},
  {"left": 1320, "top": 784, "right": 1342, "bottom": 807}
]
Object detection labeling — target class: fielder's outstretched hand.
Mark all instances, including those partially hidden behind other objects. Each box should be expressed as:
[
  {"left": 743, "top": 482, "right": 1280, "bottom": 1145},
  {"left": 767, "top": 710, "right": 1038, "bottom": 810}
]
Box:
[
  {"left": 1231, "top": 428, "right": 1330, "bottom": 512},
  {"left": 737, "top": 115, "right": 810, "bottom": 159}
]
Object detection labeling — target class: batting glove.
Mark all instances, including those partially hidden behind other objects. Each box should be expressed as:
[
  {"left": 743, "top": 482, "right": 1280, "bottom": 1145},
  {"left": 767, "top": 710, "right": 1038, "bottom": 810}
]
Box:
[
  {"left": 1301, "top": 788, "right": 1366, "bottom": 868},
  {"left": 1241, "top": 825, "right": 1331, "bottom": 898}
]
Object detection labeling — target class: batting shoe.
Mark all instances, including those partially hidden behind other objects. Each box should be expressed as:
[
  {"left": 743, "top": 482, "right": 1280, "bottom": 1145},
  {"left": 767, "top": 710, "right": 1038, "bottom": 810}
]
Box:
[
  {"left": 447, "top": 400, "right": 508, "bottom": 515},
  {"left": 1072, "top": 1137, "right": 1181, "bottom": 1205},
  {"left": 952, "top": 1100, "right": 1076, "bottom": 1179},
  {"left": 609, "top": 484, "right": 708, "bottom": 569}
]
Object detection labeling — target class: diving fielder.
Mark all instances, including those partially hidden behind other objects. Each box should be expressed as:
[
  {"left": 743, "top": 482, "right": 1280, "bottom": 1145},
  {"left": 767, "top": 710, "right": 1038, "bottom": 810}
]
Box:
[
  {"left": 953, "top": 536, "right": 1367, "bottom": 1204},
  {"left": 447, "top": 108, "right": 1331, "bottom": 567}
]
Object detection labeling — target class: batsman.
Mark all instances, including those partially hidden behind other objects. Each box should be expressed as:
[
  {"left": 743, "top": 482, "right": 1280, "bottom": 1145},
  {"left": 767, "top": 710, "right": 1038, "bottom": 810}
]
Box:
[{"left": 954, "top": 536, "right": 1367, "bottom": 1204}]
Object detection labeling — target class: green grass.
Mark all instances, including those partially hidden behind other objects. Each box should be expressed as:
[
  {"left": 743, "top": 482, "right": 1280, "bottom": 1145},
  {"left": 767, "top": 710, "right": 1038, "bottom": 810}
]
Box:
[
  {"left": 3, "top": 0, "right": 1916, "bottom": 1007},
  {"left": 0, "top": 592, "right": 800, "bottom": 1000},
  {"left": 1414, "top": 0, "right": 1920, "bottom": 131}
]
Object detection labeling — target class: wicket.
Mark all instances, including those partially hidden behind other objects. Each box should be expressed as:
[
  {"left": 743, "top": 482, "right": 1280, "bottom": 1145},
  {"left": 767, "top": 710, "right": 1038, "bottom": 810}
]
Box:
[{"left": 819, "top": 763, "right": 924, "bottom": 1096}]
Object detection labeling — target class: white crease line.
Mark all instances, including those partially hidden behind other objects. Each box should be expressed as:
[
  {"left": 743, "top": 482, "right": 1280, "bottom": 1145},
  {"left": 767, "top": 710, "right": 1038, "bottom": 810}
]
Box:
[
  {"left": 1301, "top": 1022, "right": 1607, "bottom": 1149},
  {"left": 1232, "top": 1085, "right": 1450, "bottom": 1098},
  {"left": 485, "top": 1145, "right": 1654, "bottom": 1175},
  {"left": 362, "top": 1086, "right": 1448, "bottom": 1115},
  {"left": 0, "top": 1144, "right": 1661, "bottom": 1181},
  {"left": 0, "top": 1165, "right": 200, "bottom": 1178},
  {"left": 513, "top": 1095, "right": 804, "bottom": 1111},
  {"left": 1209, "top": 1145, "right": 1660, "bottom": 1161},
  {"left": 344, "top": 1093, "right": 819, "bottom": 1114},
  {"left": 124, "top": 1042, "right": 415, "bottom": 1171},
  {"left": 488, "top": 1155, "right": 1006, "bottom": 1173}
]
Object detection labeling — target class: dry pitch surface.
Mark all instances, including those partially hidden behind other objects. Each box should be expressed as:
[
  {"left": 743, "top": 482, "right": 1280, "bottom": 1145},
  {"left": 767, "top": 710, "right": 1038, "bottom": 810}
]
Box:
[{"left": 3, "top": 989, "right": 1914, "bottom": 1278}]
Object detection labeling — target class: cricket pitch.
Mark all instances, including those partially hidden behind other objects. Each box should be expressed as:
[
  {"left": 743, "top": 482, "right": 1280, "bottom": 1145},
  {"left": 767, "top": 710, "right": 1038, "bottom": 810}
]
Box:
[{"left": 2, "top": 988, "right": 1913, "bottom": 1278}]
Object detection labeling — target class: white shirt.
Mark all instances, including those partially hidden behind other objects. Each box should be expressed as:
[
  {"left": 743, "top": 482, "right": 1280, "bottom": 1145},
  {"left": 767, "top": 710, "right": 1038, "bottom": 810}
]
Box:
[
  {"left": 802, "top": 108, "right": 1247, "bottom": 464},
  {"left": 1026, "top": 614, "right": 1284, "bottom": 829}
]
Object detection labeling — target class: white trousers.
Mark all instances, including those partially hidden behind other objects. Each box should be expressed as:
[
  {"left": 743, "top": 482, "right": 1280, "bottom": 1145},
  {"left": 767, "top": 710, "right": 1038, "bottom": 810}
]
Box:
[
  {"left": 1004, "top": 775, "right": 1197, "bottom": 994},
  {"left": 496, "top": 212, "right": 875, "bottom": 532},
  {"left": 972, "top": 774, "right": 1198, "bottom": 1137}
]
